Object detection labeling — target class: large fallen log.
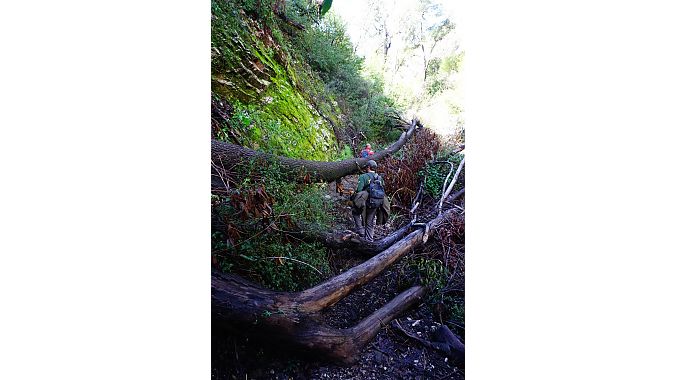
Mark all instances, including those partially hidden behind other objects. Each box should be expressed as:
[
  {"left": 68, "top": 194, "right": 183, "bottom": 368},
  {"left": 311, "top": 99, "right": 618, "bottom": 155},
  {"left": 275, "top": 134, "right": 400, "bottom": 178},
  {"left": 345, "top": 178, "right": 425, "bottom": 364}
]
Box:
[
  {"left": 213, "top": 273, "right": 427, "bottom": 362},
  {"left": 296, "top": 222, "right": 413, "bottom": 255},
  {"left": 212, "top": 119, "right": 421, "bottom": 188},
  {"left": 211, "top": 209, "right": 452, "bottom": 362}
]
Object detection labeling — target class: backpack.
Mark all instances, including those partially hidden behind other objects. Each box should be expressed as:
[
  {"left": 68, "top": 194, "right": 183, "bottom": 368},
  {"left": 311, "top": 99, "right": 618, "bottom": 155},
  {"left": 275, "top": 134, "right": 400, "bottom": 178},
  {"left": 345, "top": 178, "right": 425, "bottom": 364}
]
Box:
[{"left": 366, "top": 173, "right": 386, "bottom": 209}]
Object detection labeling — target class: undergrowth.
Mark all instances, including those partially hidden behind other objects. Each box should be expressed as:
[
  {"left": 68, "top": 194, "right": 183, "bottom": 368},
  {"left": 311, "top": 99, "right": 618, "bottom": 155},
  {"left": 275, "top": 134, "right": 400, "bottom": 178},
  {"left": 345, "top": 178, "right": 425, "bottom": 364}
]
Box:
[
  {"left": 423, "top": 150, "right": 465, "bottom": 199},
  {"left": 397, "top": 210, "right": 466, "bottom": 337},
  {"left": 212, "top": 160, "right": 335, "bottom": 291}
]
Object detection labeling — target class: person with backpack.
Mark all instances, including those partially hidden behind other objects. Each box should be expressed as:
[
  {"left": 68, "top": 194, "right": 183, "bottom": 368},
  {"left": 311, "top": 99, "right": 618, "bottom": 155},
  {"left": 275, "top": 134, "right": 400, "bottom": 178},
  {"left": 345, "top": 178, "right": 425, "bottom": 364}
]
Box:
[
  {"left": 350, "top": 160, "right": 386, "bottom": 242},
  {"left": 360, "top": 144, "right": 372, "bottom": 158}
]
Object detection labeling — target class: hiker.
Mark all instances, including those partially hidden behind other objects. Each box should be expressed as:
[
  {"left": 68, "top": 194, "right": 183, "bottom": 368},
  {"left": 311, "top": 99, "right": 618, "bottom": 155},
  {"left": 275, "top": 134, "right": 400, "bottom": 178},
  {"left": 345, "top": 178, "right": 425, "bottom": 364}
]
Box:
[
  {"left": 360, "top": 144, "right": 372, "bottom": 158},
  {"left": 350, "top": 160, "right": 389, "bottom": 242}
]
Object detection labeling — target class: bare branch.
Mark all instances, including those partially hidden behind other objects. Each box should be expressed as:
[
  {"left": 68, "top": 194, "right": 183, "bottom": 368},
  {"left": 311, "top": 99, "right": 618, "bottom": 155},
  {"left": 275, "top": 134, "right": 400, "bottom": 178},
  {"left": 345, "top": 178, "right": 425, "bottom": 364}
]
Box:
[
  {"left": 438, "top": 157, "right": 464, "bottom": 215},
  {"left": 261, "top": 256, "right": 325, "bottom": 276}
]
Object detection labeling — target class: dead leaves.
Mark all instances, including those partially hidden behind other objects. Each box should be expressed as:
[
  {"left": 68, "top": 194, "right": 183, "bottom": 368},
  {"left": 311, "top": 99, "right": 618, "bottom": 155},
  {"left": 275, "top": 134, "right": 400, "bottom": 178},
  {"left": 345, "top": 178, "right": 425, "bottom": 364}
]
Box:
[
  {"left": 229, "top": 186, "right": 274, "bottom": 220},
  {"left": 380, "top": 129, "right": 441, "bottom": 207}
]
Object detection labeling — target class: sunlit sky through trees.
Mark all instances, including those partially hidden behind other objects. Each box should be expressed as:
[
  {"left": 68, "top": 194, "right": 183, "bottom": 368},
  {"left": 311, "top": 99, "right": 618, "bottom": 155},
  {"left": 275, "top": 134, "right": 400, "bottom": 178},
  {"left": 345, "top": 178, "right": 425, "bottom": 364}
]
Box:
[{"left": 332, "top": 0, "right": 464, "bottom": 138}]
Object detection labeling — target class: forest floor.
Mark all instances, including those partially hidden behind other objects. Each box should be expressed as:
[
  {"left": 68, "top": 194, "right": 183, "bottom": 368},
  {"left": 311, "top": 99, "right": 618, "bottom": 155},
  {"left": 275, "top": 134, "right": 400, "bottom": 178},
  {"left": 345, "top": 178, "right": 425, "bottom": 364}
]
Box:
[{"left": 212, "top": 174, "right": 465, "bottom": 380}]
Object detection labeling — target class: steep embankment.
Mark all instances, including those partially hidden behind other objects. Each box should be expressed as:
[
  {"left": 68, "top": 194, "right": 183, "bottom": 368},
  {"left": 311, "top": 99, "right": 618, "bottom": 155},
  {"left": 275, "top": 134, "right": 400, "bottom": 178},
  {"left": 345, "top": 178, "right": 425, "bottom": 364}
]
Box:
[{"left": 211, "top": 0, "right": 344, "bottom": 161}]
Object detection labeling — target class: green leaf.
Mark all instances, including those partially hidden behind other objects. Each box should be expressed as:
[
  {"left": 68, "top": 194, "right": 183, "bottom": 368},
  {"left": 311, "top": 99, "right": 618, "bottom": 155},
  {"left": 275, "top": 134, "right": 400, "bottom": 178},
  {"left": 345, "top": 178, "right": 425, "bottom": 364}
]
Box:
[{"left": 320, "top": 0, "right": 333, "bottom": 17}]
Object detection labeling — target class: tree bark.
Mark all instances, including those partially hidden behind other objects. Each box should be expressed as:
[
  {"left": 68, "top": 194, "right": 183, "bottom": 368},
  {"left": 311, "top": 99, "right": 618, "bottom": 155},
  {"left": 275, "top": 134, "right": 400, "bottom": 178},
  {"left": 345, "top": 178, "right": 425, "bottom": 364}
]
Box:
[
  {"left": 444, "top": 188, "right": 464, "bottom": 205},
  {"left": 212, "top": 119, "right": 421, "bottom": 189},
  {"left": 302, "top": 222, "right": 413, "bottom": 255},
  {"left": 211, "top": 208, "right": 452, "bottom": 362}
]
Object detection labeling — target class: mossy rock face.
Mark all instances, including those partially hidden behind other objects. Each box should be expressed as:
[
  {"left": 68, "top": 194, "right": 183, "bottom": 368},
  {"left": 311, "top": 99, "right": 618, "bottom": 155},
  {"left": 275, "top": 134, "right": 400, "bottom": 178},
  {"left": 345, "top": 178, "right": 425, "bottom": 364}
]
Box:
[{"left": 211, "top": 0, "right": 337, "bottom": 161}]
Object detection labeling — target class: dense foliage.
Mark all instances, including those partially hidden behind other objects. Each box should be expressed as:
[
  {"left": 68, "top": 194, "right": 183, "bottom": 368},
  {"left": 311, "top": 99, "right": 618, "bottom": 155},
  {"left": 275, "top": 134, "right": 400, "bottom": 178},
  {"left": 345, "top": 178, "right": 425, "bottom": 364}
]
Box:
[
  {"left": 212, "top": 160, "right": 335, "bottom": 291},
  {"left": 398, "top": 210, "right": 465, "bottom": 334},
  {"left": 289, "top": 13, "right": 397, "bottom": 142},
  {"left": 423, "top": 149, "right": 465, "bottom": 199}
]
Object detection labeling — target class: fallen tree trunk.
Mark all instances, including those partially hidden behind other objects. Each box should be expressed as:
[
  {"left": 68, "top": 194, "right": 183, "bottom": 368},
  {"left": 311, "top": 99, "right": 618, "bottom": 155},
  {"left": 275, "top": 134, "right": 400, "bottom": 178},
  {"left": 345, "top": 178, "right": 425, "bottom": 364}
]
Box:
[
  {"left": 212, "top": 119, "right": 421, "bottom": 188},
  {"left": 213, "top": 273, "right": 427, "bottom": 362},
  {"left": 211, "top": 209, "right": 452, "bottom": 362},
  {"left": 297, "top": 222, "right": 413, "bottom": 255},
  {"left": 444, "top": 188, "right": 465, "bottom": 205}
]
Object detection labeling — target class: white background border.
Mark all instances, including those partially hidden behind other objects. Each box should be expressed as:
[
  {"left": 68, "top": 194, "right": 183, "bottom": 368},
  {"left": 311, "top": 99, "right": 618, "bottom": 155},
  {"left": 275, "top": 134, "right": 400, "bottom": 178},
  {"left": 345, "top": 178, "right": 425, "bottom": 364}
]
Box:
[{"left": 1, "top": 0, "right": 675, "bottom": 378}]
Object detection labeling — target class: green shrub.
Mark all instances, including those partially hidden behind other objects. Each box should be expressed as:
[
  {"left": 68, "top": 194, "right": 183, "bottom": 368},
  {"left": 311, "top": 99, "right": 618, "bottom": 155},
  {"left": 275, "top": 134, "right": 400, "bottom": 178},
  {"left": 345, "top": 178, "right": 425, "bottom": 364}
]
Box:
[
  {"left": 447, "top": 300, "right": 464, "bottom": 324},
  {"left": 334, "top": 144, "right": 354, "bottom": 160},
  {"left": 258, "top": 160, "right": 335, "bottom": 228},
  {"left": 398, "top": 255, "right": 464, "bottom": 334},
  {"left": 237, "top": 238, "right": 330, "bottom": 291},
  {"left": 287, "top": 13, "right": 397, "bottom": 144},
  {"left": 400, "top": 257, "right": 449, "bottom": 299},
  {"left": 384, "top": 128, "right": 403, "bottom": 142},
  {"left": 212, "top": 161, "right": 335, "bottom": 290},
  {"left": 423, "top": 152, "right": 464, "bottom": 198}
]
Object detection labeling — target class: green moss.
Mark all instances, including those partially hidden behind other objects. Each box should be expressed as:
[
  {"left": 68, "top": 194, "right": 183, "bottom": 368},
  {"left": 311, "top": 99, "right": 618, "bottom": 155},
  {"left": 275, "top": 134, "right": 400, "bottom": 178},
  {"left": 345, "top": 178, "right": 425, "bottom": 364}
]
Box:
[{"left": 212, "top": 0, "right": 338, "bottom": 160}]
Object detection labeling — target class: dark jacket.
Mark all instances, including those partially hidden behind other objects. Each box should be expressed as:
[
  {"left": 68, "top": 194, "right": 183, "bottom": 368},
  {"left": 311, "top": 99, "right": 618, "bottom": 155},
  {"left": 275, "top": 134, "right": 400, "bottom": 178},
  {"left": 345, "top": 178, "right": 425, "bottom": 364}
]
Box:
[{"left": 352, "top": 190, "right": 391, "bottom": 225}]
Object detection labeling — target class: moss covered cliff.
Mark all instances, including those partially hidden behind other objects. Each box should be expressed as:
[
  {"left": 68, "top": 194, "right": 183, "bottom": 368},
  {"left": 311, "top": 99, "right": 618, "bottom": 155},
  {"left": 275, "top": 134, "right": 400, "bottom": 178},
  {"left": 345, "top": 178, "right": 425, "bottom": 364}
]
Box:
[
  {"left": 212, "top": 0, "right": 402, "bottom": 163},
  {"left": 211, "top": 0, "right": 346, "bottom": 161}
]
